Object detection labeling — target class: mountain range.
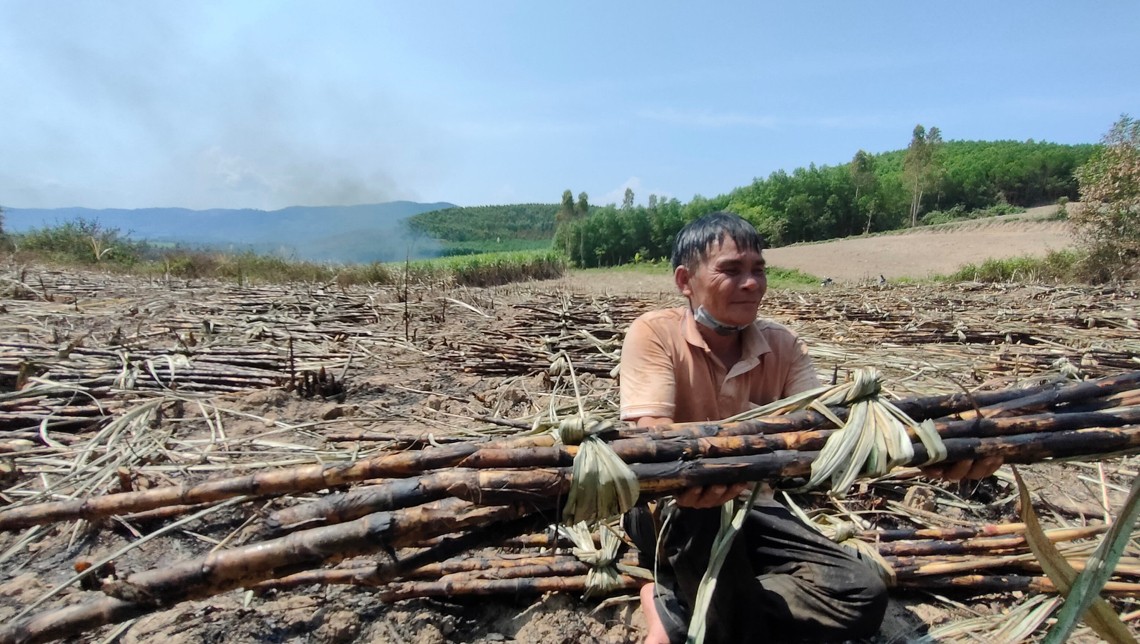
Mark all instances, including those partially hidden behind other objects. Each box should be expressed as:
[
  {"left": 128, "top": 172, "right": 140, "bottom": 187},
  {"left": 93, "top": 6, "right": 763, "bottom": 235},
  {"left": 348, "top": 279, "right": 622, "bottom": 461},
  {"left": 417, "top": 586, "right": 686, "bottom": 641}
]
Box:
[{"left": 3, "top": 201, "right": 456, "bottom": 263}]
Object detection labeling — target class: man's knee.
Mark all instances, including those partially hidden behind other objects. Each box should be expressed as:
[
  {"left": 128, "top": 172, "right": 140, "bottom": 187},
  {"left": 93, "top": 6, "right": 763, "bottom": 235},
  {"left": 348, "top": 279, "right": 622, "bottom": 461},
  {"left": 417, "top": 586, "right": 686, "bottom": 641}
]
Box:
[
  {"left": 622, "top": 505, "right": 658, "bottom": 567},
  {"left": 836, "top": 563, "right": 889, "bottom": 638},
  {"left": 859, "top": 575, "right": 889, "bottom": 636}
]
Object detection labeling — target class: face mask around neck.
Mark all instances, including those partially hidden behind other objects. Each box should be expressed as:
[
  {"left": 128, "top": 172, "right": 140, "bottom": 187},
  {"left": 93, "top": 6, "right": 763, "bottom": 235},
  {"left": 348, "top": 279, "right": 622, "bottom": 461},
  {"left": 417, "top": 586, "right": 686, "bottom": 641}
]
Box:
[{"left": 693, "top": 305, "right": 748, "bottom": 336}]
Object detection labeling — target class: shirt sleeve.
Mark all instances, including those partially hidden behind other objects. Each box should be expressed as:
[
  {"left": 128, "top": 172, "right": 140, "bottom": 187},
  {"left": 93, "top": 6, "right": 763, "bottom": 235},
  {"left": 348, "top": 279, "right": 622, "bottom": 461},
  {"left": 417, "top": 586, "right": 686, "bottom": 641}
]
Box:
[
  {"left": 619, "top": 315, "right": 678, "bottom": 420},
  {"left": 782, "top": 333, "right": 822, "bottom": 397}
]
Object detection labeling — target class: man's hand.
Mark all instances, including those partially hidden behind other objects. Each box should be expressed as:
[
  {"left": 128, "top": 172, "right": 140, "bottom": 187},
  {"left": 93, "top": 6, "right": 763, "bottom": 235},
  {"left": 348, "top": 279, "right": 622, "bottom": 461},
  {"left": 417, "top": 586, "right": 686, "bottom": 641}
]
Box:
[
  {"left": 631, "top": 418, "right": 752, "bottom": 508},
  {"left": 922, "top": 456, "right": 1003, "bottom": 481},
  {"left": 675, "top": 483, "right": 750, "bottom": 508}
]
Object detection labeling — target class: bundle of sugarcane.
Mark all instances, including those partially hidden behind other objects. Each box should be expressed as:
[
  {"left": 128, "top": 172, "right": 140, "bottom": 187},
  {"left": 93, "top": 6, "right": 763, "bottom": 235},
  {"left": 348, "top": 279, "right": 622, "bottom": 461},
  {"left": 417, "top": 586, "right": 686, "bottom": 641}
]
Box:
[
  {"left": 3, "top": 370, "right": 1140, "bottom": 643},
  {"left": 3, "top": 369, "right": 1140, "bottom": 533}
]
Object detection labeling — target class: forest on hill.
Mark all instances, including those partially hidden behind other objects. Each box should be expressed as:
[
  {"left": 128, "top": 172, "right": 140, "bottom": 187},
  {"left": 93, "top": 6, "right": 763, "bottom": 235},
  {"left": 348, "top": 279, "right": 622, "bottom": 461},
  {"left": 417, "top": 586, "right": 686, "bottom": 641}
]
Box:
[
  {"left": 405, "top": 203, "right": 560, "bottom": 242},
  {"left": 554, "top": 136, "right": 1095, "bottom": 267}
]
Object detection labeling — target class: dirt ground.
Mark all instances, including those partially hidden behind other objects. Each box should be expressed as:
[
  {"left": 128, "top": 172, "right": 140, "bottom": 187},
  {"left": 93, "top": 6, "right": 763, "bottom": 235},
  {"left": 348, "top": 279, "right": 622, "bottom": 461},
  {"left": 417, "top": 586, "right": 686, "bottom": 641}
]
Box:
[
  {"left": 765, "top": 207, "right": 1075, "bottom": 282},
  {"left": 1, "top": 239, "right": 1138, "bottom": 643}
]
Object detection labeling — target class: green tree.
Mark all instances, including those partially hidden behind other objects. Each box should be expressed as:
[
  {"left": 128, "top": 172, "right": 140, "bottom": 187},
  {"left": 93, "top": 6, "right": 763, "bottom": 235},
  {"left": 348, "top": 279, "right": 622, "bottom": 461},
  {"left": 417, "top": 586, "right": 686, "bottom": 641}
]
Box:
[
  {"left": 576, "top": 192, "right": 590, "bottom": 218},
  {"left": 647, "top": 194, "right": 658, "bottom": 210},
  {"left": 1074, "top": 114, "right": 1140, "bottom": 278},
  {"left": 622, "top": 187, "right": 635, "bottom": 210},
  {"left": 557, "top": 189, "right": 576, "bottom": 225},
  {"left": 904, "top": 125, "right": 944, "bottom": 227},
  {"left": 849, "top": 150, "right": 879, "bottom": 233}
]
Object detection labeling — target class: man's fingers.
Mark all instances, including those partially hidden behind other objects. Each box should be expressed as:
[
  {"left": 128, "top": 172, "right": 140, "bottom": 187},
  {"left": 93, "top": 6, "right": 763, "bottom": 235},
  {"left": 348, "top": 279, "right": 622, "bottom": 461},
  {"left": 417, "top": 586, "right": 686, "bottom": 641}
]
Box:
[
  {"left": 674, "top": 487, "right": 704, "bottom": 507},
  {"left": 965, "top": 456, "right": 1004, "bottom": 479},
  {"left": 930, "top": 458, "right": 1005, "bottom": 481},
  {"left": 941, "top": 460, "right": 974, "bottom": 481},
  {"left": 704, "top": 484, "right": 728, "bottom": 501},
  {"left": 674, "top": 484, "right": 747, "bottom": 508},
  {"left": 921, "top": 465, "right": 945, "bottom": 478}
]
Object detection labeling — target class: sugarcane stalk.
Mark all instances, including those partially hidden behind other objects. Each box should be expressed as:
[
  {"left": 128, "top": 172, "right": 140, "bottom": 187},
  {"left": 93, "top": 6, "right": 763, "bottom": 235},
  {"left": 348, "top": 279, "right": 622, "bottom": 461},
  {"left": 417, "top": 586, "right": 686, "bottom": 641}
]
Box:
[
  {"left": 268, "top": 415, "right": 1140, "bottom": 533},
  {"left": 889, "top": 554, "right": 1140, "bottom": 578},
  {"left": 0, "top": 433, "right": 550, "bottom": 531},
  {"left": 292, "top": 424, "right": 1140, "bottom": 535},
  {"left": 0, "top": 498, "right": 554, "bottom": 644},
  {"left": 6, "top": 398, "right": 1140, "bottom": 533},
  {"left": 374, "top": 574, "right": 641, "bottom": 602},
  {"left": 951, "top": 370, "right": 1140, "bottom": 420},
  {"left": 874, "top": 525, "right": 1107, "bottom": 557},
  {"left": 255, "top": 512, "right": 554, "bottom": 591},
  {"left": 858, "top": 522, "right": 1047, "bottom": 542},
  {"left": 408, "top": 553, "right": 641, "bottom": 580},
  {"left": 894, "top": 574, "right": 1140, "bottom": 597},
  {"left": 0, "top": 406, "right": 828, "bottom": 531},
  {"left": 0, "top": 598, "right": 151, "bottom": 644},
  {"left": 321, "top": 431, "right": 471, "bottom": 444},
  {"left": 253, "top": 552, "right": 643, "bottom": 591},
  {"left": 18, "top": 424, "right": 1137, "bottom": 643}
]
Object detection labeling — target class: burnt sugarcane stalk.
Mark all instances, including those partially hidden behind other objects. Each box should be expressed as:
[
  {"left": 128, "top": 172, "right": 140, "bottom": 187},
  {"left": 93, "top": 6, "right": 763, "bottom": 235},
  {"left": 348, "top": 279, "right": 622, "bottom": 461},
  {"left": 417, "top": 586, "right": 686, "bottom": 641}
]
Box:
[
  {"left": 375, "top": 574, "right": 642, "bottom": 602},
  {"left": 0, "top": 406, "right": 830, "bottom": 531},
  {"left": 251, "top": 514, "right": 555, "bottom": 590},
  {"left": 887, "top": 554, "right": 1140, "bottom": 578},
  {"left": 858, "top": 522, "right": 1072, "bottom": 542},
  {"left": 0, "top": 499, "right": 554, "bottom": 644},
  {"left": 296, "top": 423, "right": 1140, "bottom": 537},
  {"left": 893, "top": 574, "right": 1140, "bottom": 597},
  {"left": 0, "top": 433, "right": 554, "bottom": 532},
  {"left": 253, "top": 552, "right": 643, "bottom": 590},
  {"left": 873, "top": 525, "right": 1107, "bottom": 557},
  {"left": 14, "top": 425, "right": 1137, "bottom": 643}
]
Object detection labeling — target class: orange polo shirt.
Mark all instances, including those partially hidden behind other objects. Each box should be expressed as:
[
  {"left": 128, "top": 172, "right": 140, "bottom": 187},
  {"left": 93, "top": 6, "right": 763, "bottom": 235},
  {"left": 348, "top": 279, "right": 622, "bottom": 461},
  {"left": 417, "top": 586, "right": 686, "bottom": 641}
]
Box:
[{"left": 619, "top": 307, "right": 820, "bottom": 422}]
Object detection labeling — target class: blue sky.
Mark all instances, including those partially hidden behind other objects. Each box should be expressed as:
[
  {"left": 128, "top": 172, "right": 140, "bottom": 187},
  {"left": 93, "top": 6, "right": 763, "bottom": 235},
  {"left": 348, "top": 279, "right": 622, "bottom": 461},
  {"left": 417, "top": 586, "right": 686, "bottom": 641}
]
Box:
[{"left": 2, "top": 2, "right": 1138, "bottom": 211}]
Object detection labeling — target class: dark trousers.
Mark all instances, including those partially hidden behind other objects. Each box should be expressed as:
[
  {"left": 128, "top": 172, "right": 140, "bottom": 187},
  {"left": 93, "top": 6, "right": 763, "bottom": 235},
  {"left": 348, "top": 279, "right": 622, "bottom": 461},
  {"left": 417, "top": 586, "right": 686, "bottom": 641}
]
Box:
[{"left": 624, "top": 499, "right": 888, "bottom": 644}]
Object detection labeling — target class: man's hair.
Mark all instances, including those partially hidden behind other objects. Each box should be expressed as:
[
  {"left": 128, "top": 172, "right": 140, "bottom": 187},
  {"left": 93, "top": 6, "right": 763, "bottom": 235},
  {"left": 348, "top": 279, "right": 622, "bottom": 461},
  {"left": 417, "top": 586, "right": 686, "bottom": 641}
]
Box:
[{"left": 671, "top": 211, "right": 766, "bottom": 270}]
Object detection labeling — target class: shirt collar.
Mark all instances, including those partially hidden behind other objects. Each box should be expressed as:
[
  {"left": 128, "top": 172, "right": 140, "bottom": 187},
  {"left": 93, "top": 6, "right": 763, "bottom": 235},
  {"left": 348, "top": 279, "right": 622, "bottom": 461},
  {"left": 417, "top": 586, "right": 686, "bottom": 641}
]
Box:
[{"left": 680, "top": 306, "right": 772, "bottom": 361}]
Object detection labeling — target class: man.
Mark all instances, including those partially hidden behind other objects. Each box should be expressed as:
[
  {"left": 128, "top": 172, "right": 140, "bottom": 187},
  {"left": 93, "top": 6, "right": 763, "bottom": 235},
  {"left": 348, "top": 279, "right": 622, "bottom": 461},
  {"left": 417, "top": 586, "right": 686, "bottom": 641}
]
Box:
[{"left": 619, "top": 212, "right": 999, "bottom": 643}]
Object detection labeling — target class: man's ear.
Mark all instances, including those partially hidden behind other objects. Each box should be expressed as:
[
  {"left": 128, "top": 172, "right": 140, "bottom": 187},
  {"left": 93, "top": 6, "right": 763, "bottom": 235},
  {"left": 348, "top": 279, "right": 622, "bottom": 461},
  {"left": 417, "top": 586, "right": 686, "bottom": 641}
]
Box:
[{"left": 675, "top": 264, "right": 693, "bottom": 297}]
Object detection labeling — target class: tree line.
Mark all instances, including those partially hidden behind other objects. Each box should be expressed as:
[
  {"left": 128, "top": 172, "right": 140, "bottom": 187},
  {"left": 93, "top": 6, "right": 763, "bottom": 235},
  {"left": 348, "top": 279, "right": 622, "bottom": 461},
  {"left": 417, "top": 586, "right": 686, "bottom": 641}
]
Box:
[{"left": 555, "top": 134, "right": 1095, "bottom": 267}]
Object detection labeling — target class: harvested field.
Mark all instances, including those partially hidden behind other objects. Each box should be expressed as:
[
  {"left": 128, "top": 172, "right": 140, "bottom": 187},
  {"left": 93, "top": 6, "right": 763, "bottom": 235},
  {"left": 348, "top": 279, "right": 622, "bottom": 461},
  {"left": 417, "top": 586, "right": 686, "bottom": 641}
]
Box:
[
  {"left": 1, "top": 264, "right": 1139, "bottom": 643},
  {"left": 765, "top": 207, "right": 1076, "bottom": 282}
]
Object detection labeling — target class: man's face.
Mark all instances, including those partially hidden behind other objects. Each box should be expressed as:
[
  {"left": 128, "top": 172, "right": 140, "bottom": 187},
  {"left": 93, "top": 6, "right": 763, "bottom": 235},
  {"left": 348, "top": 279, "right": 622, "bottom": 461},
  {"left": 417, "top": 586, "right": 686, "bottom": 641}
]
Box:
[{"left": 675, "top": 236, "right": 767, "bottom": 327}]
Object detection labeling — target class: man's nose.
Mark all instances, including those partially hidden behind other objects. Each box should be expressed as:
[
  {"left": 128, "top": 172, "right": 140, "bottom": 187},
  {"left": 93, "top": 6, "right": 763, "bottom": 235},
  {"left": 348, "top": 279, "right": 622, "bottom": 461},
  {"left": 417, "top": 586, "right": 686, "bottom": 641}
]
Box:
[{"left": 741, "top": 274, "right": 759, "bottom": 290}]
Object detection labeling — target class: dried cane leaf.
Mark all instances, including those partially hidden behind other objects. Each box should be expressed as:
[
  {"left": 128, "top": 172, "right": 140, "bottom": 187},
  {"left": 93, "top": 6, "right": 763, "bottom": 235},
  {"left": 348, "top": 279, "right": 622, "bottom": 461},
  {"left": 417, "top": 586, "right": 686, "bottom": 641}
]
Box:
[
  {"left": 563, "top": 436, "right": 639, "bottom": 525},
  {"left": 804, "top": 399, "right": 868, "bottom": 491},
  {"left": 686, "top": 483, "right": 767, "bottom": 644},
  {"left": 1013, "top": 467, "right": 1135, "bottom": 644},
  {"left": 1043, "top": 473, "right": 1140, "bottom": 644}
]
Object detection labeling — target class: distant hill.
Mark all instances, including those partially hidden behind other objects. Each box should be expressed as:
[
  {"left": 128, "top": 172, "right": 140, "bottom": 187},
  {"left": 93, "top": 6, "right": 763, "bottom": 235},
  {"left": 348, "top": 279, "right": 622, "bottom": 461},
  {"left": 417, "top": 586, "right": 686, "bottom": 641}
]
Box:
[{"left": 3, "top": 201, "right": 456, "bottom": 262}]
